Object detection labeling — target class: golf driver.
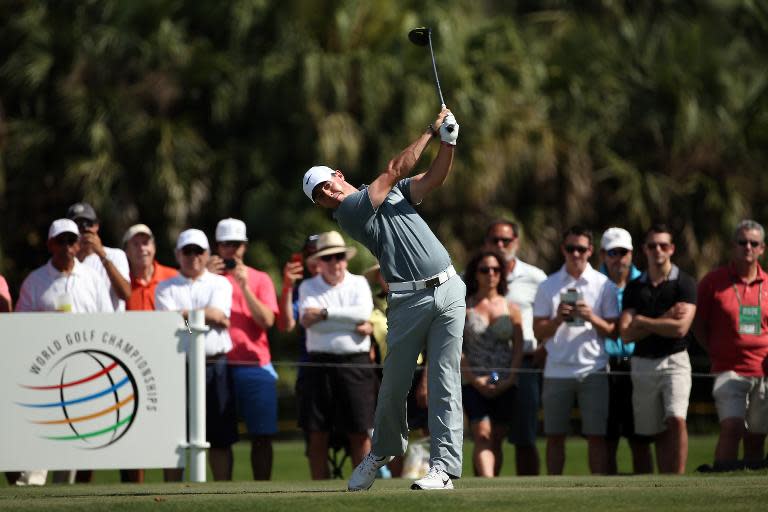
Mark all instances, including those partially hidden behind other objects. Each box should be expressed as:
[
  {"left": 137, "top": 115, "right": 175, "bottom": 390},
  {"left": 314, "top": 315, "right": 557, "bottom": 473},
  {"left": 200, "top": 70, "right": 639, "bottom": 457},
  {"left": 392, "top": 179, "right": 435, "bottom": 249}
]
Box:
[{"left": 408, "top": 27, "right": 455, "bottom": 133}]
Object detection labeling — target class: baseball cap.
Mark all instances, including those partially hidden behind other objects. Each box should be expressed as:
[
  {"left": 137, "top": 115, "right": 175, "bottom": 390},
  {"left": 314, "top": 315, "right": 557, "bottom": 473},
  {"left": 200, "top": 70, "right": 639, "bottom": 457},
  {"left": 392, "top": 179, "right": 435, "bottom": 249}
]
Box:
[
  {"left": 601, "top": 227, "right": 633, "bottom": 251},
  {"left": 302, "top": 166, "right": 335, "bottom": 202},
  {"left": 66, "top": 202, "right": 98, "bottom": 222},
  {"left": 122, "top": 224, "right": 154, "bottom": 246},
  {"left": 48, "top": 219, "right": 80, "bottom": 240},
  {"left": 175, "top": 229, "right": 210, "bottom": 251},
  {"left": 215, "top": 218, "right": 248, "bottom": 242}
]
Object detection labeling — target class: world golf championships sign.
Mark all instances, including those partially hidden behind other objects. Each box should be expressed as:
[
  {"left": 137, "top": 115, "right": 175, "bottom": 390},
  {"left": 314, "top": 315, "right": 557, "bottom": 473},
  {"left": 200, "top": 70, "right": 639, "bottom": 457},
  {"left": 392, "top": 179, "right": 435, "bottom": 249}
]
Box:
[{"left": 0, "top": 312, "right": 186, "bottom": 471}]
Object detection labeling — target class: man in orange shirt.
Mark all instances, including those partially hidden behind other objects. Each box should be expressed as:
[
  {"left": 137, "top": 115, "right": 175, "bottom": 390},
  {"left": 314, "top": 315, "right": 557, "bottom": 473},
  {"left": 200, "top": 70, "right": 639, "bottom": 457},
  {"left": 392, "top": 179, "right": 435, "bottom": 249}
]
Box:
[
  {"left": 124, "top": 224, "right": 177, "bottom": 312},
  {"left": 122, "top": 223, "right": 177, "bottom": 482}
]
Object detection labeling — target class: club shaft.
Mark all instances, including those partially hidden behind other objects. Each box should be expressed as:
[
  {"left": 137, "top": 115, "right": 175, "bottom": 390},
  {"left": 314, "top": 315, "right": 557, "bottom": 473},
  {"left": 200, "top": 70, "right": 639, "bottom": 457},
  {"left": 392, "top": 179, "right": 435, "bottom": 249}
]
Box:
[{"left": 427, "top": 32, "right": 445, "bottom": 107}]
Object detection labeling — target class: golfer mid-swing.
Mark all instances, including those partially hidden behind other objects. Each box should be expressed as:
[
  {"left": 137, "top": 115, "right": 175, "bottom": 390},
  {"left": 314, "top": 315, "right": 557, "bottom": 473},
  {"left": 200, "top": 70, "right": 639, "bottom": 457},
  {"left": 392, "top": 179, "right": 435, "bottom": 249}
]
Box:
[{"left": 302, "top": 108, "right": 464, "bottom": 491}]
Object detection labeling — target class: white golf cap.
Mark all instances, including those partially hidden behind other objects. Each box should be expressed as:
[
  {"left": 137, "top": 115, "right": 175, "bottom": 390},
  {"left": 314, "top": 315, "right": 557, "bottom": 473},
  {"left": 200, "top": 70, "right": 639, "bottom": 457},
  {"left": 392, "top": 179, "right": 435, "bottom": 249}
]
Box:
[
  {"left": 122, "top": 223, "right": 154, "bottom": 246},
  {"left": 215, "top": 218, "right": 248, "bottom": 242},
  {"left": 48, "top": 218, "right": 80, "bottom": 240},
  {"left": 302, "top": 165, "right": 335, "bottom": 202},
  {"left": 601, "top": 227, "right": 633, "bottom": 251},
  {"left": 175, "top": 229, "right": 210, "bottom": 251}
]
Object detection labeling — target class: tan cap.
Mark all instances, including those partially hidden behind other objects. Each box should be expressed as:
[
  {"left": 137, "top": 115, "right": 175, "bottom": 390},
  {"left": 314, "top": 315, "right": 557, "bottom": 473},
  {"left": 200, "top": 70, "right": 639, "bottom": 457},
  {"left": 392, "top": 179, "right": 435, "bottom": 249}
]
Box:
[{"left": 122, "top": 224, "right": 154, "bottom": 246}]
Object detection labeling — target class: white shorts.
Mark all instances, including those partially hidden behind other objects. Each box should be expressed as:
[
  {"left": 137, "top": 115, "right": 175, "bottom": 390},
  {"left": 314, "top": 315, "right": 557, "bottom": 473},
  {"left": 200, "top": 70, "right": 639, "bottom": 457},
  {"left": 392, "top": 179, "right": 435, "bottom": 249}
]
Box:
[
  {"left": 712, "top": 371, "right": 768, "bottom": 433},
  {"left": 631, "top": 351, "right": 691, "bottom": 436}
]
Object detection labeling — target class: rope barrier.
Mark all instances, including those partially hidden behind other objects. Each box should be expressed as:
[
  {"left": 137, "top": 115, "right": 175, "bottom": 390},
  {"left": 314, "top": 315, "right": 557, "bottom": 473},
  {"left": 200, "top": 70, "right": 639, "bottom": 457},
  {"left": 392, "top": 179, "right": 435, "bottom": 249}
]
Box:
[{"left": 221, "top": 358, "right": 722, "bottom": 378}]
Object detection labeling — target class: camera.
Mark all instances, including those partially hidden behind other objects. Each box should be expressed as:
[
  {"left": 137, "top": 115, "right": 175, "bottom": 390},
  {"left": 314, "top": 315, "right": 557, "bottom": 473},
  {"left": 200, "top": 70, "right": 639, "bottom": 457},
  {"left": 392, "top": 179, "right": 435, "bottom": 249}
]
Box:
[{"left": 223, "top": 258, "right": 237, "bottom": 270}]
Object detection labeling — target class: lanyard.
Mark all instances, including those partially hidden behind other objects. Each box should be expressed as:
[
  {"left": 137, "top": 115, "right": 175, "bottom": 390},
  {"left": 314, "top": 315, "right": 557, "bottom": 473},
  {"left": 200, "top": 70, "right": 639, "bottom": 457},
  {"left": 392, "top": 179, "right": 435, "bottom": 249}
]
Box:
[{"left": 732, "top": 281, "right": 762, "bottom": 308}]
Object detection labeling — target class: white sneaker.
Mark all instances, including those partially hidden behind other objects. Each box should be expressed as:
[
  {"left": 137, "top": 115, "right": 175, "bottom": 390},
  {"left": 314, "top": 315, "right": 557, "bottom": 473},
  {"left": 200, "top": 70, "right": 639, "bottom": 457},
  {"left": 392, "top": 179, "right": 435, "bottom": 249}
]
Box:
[
  {"left": 410, "top": 466, "right": 454, "bottom": 490},
  {"left": 347, "top": 453, "right": 393, "bottom": 491}
]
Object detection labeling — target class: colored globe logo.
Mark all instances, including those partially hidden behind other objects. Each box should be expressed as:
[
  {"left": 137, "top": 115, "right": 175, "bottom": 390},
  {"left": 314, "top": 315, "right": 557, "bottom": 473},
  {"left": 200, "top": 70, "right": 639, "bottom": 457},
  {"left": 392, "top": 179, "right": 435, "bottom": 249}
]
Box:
[{"left": 17, "top": 350, "right": 139, "bottom": 448}]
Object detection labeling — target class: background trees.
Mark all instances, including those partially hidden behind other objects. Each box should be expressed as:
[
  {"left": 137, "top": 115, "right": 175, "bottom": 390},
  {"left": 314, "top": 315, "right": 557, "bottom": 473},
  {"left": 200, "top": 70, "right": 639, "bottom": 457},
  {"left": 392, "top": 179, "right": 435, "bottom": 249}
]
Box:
[{"left": 2, "top": 0, "right": 768, "bottom": 291}]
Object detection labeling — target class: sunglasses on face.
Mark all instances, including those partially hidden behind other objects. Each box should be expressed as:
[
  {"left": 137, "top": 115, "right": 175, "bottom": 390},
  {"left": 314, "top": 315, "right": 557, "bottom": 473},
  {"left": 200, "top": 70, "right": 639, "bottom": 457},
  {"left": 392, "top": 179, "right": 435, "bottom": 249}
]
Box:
[
  {"left": 181, "top": 245, "right": 205, "bottom": 256},
  {"left": 564, "top": 244, "right": 589, "bottom": 254},
  {"left": 320, "top": 253, "right": 346, "bottom": 262},
  {"left": 53, "top": 235, "right": 78, "bottom": 246},
  {"left": 489, "top": 236, "right": 514, "bottom": 247},
  {"left": 477, "top": 266, "right": 501, "bottom": 275},
  {"left": 737, "top": 239, "right": 762, "bottom": 248},
  {"left": 606, "top": 248, "right": 630, "bottom": 257},
  {"left": 646, "top": 242, "right": 671, "bottom": 251}
]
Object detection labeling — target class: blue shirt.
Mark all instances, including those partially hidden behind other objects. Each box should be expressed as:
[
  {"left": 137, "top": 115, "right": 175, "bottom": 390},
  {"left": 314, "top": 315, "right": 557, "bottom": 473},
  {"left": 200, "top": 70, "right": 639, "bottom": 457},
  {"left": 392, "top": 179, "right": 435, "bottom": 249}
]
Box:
[{"left": 599, "top": 263, "right": 642, "bottom": 358}]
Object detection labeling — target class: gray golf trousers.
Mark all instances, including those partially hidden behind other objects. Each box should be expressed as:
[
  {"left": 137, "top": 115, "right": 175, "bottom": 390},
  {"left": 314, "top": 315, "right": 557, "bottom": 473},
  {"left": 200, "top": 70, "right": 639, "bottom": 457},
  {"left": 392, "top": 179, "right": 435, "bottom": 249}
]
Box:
[{"left": 371, "top": 274, "right": 466, "bottom": 477}]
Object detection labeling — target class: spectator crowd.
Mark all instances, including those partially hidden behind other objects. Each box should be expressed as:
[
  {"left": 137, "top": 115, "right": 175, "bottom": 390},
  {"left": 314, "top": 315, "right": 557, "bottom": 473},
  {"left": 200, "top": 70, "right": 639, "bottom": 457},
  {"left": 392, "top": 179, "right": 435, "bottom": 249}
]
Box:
[{"left": 3, "top": 203, "right": 768, "bottom": 484}]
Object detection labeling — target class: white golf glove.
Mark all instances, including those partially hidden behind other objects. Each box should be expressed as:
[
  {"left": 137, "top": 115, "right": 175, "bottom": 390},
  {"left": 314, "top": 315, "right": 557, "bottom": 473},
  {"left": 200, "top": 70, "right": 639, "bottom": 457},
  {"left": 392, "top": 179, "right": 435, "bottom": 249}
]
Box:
[{"left": 440, "top": 114, "right": 459, "bottom": 145}]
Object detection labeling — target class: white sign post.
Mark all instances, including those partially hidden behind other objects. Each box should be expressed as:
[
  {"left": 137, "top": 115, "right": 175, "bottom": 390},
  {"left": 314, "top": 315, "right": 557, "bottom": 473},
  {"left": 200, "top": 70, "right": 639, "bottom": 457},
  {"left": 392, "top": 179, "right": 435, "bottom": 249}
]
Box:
[{"left": 0, "top": 312, "right": 187, "bottom": 472}]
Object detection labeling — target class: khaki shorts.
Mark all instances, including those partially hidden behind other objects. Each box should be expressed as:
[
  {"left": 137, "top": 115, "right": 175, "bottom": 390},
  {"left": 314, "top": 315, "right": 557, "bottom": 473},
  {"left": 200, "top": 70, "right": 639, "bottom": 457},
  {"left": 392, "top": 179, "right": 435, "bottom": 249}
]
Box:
[
  {"left": 712, "top": 371, "right": 768, "bottom": 433},
  {"left": 631, "top": 351, "right": 691, "bottom": 436},
  {"left": 542, "top": 373, "right": 609, "bottom": 436}
]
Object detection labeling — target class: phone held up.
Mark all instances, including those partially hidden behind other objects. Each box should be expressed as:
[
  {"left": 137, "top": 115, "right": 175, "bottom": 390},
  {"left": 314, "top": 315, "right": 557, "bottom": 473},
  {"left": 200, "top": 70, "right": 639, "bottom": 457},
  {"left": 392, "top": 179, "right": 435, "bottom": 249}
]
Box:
[
  {"left": 290, "top": 252, "right": 303, "bottom": 265},
  {"left": 560, "top": 287, "right": 585, "bottom": 326}
]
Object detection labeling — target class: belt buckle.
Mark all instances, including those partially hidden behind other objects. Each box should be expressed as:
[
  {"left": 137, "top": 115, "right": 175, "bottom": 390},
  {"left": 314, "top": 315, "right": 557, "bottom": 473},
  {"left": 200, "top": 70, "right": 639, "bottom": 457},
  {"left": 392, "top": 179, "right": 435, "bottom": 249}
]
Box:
[{"left": 424, "top": 276, "right": 441, "bottom": 288}]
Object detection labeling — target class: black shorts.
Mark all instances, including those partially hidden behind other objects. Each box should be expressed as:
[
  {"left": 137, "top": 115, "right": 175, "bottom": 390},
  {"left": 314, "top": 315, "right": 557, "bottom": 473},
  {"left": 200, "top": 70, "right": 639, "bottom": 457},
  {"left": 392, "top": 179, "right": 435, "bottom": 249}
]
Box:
[
  {"left": 606, "top": 357, "right": 651, "bottom": 443},
  {"left": 299, "top": 352, "right": 376, "bottom": 434},
  {"left": 406, "top": 366, "right": 429, "bottom": 431},
  {"left": 462, "top": 383, "right": 516, "bottom": 424},
  {"left": 205, "top": 355, "right": 240, "bottom": 448}
]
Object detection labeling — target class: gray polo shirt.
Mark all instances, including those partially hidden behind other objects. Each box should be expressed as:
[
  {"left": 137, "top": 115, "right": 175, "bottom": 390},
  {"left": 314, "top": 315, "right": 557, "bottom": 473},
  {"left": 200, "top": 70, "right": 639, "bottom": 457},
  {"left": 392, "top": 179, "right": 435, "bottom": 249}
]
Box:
[{"left": 334, "top": 178, "right": 451, "bottom": 283}]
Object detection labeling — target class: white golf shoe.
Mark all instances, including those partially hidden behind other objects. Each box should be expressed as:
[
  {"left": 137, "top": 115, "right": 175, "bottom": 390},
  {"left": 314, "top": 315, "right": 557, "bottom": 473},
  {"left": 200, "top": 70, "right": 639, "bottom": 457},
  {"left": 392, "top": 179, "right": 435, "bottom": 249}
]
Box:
[
  {"left": 347, "top": 452, "right": 393, "bottom": 491},
  {"left": 410, "top": 466, "right": 454, "bottom": 490}
]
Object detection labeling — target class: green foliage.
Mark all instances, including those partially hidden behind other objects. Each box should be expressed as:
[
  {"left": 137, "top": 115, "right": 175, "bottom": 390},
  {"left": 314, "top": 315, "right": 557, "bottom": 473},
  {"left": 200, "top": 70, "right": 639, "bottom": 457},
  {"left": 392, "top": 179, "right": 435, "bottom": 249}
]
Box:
[{"left": 1, "top": 0, "right": 768, "bottom": 290}]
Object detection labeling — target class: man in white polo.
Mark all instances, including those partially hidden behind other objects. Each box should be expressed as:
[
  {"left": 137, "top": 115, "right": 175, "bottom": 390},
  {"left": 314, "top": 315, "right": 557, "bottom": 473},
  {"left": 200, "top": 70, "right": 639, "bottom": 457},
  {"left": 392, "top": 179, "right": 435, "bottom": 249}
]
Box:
[
  {"left": 155, "top": 229, "right": 237, "bottom": 481},
  {"left": 15, "top": 218, "right": 112, "bottom": 486},
  {"left": 298, "top": 230, "right": 376, "bottom": 480},
  {"left": 533, "top": 226, "right": 619, "bottom": 475}
]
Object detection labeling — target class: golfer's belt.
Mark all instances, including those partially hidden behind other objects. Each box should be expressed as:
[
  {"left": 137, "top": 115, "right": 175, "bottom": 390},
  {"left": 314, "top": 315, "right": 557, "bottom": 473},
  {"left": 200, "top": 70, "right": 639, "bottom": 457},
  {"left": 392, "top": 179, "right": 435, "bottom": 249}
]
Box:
[{"left": 388, "top": 265, "right": 456, "bottom": 293}]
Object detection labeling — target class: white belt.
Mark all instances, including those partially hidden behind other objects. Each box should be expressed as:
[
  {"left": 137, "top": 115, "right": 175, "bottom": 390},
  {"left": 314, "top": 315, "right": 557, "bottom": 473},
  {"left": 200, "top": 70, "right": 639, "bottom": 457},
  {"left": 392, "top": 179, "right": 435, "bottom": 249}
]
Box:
[{"left": 388, "top": 265, "right": 456, "bottom": 293}]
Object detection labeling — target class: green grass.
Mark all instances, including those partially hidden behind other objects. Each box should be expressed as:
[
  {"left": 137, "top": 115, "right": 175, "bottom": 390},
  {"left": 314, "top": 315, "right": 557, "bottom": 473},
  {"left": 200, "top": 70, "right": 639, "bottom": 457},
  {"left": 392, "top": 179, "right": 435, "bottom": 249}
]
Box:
[
  {"left": 3, "top": 436, "right": 768, "bottom": 511},
  {"left": 2, "top": 474, "right": 768, "bottom": 512},
  {"left": 1, "top": 434, "right": 723, "bottom": 485}
]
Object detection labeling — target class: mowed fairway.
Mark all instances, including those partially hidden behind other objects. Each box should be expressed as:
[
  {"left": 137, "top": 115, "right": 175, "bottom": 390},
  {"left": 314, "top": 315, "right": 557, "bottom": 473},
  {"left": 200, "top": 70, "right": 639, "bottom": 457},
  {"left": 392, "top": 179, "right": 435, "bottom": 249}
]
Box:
[
  {"left": 2, "top": 475, "right": 768, "bottom": 512},
  {"left": 2, "top": 436, "right": 767, "bottom": 511}
]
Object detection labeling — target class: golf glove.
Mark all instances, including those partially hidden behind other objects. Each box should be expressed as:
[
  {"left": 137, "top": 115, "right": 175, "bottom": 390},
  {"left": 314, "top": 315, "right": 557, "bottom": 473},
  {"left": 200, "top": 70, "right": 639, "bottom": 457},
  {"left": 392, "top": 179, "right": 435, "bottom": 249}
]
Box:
[{"left": 440, "top": 114, "right": 459, "bottom": 145}]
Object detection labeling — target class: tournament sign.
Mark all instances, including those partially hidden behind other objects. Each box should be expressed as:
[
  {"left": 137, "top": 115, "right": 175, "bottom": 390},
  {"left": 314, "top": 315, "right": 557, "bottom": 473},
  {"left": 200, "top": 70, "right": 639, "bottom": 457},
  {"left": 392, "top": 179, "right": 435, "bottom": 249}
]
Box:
[{"left": 0, "top": 312, "right": 186, "bottom": 471}]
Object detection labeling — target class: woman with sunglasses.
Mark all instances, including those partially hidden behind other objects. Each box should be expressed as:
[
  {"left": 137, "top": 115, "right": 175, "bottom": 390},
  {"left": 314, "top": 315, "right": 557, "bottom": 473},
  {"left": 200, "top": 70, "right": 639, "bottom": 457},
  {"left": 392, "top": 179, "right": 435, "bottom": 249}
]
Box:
[{"left": 462, "top": 249, "right": 523, "bottom": 477}]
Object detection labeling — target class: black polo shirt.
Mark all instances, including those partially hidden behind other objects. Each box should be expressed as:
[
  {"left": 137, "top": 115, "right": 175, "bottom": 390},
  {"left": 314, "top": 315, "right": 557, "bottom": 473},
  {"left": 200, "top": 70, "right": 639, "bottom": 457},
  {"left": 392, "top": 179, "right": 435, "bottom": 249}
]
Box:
[{"left": 622, "top": 264, "right": 697, "bottom": 358}]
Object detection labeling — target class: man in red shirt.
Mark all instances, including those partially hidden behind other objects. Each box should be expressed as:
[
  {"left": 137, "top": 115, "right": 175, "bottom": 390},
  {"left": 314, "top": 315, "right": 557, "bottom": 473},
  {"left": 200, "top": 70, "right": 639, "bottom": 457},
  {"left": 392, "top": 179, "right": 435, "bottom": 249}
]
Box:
[
  {"left": 209, "top": 218, "right": 279, "bottom": 480},
  {"left": 122, "top": 223, "right": 177, "bottom": 482},
  {"left": 694, "top": 219, "right": 768, "bottom": 470}
]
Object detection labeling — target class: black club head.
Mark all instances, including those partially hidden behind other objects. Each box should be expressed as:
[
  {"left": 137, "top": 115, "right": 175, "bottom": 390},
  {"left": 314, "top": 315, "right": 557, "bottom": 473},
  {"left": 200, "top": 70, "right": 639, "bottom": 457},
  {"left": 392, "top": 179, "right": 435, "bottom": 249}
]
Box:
[{"left": 408, "top": 27, "right": 431, "bottom": 47}]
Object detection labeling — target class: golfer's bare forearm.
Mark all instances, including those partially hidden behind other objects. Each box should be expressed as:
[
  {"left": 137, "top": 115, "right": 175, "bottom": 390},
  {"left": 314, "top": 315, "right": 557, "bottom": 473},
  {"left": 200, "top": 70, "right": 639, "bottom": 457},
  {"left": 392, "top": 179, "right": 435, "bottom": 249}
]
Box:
[{"left": 386, "top": 131, "right": 434, "bottom": 181}]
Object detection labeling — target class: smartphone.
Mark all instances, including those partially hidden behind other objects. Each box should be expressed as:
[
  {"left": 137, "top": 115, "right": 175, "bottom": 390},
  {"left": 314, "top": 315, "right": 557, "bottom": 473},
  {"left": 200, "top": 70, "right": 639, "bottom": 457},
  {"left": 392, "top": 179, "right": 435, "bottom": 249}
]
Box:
[
  {"left": 290, "top": 252, "right": 303, "bottom": 264},
  {"left": 560, "top": 288, "right": 584, "bottom": 326},
  {"left": 223, "top": 258, "right": 237, "bottom": 269}
]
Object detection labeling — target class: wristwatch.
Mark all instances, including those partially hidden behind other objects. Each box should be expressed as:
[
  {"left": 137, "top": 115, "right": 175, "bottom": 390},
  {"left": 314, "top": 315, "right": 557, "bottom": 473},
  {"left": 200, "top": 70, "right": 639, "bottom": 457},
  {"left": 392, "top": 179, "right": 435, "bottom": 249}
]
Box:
[
  {"left": 321, "top": 308, "right": 328, "bottom": 320},
  {"left": 426, "top": 124, "right": 437, "bottom": 137}
]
